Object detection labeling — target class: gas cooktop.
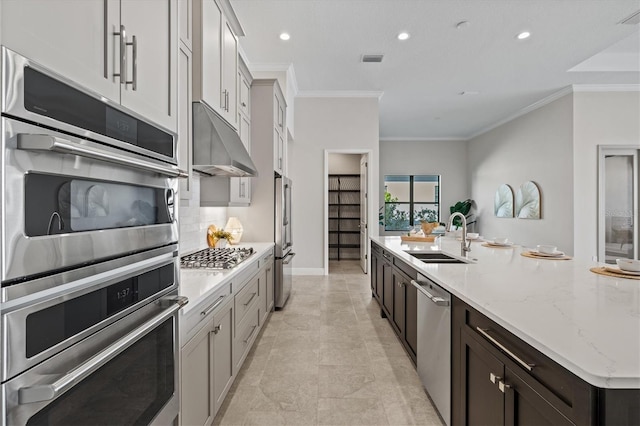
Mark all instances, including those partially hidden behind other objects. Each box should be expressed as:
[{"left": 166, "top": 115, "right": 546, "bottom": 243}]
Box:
[{"left": 180, "top": 247, "right": 254, "bottom": 270}]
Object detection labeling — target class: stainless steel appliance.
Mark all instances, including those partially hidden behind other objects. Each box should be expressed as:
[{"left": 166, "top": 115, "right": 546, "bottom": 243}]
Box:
[
  {"left": 412, "top": 274, "right": 451, "bottom": 426},
  {"left": 180, "top": 247, "right": 254, "bottom": 269},
  {"left": 275, "top": 175, "right": 294, "bottom": 308},
  {"left": 1, "top": 47, "right": 186, "bottom": 425},
  {"left": 1, "top": 47, "right": 182, "bottom": 296},
  {"left": 2, "top": 250, "right": 186, "bottom": 425}
]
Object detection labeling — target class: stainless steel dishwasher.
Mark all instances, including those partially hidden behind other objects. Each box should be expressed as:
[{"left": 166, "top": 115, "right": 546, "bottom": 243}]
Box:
[{"left": 411, "top": 274, "right": 451, "bottom": 426}]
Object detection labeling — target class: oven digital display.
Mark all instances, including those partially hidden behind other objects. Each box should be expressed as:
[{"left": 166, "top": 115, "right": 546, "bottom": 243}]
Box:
[{"left": 25, "top": 264, "right": 174, "bottom": 358}]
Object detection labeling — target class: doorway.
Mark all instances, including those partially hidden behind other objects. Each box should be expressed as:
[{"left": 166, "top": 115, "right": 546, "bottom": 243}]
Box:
[
  {"left": 598, "top": 146, "right": 639, "bottom": 263},
  {"left": 325, "top": 150, "right": 371, "bottom": 275}
]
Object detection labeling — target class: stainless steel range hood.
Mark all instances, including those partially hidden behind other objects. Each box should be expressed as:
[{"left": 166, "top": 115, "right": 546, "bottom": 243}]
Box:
[{"left": 192, "top": 102, "right": 258, "bottom": 177}]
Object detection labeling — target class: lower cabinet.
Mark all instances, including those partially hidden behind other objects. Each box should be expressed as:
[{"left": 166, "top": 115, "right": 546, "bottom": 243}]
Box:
[
  {"left": 181, "top": 315, "right": 215, "bottom": 426},
  {"left": 212, "top": 299, "right": 234, "bottom": 413},
  {"left": 370, "top": 242, "right": 417, "bottom": 364},
  {"left": 452, "top": 296, "right": 594, "bottom": 426},
  {"left": 180, "top": 248, "right": 275, "bottom": 425}
]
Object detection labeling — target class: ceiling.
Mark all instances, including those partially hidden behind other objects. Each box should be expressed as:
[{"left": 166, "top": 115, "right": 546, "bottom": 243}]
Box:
[{"left": 230, "top": 0, "right": 640, "bottom": 140}]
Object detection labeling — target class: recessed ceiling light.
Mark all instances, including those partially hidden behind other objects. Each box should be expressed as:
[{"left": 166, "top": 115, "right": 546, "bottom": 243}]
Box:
[
  {"left": 516, "top": 31, "right": 531, "bottom": 40},
  {"left": 279, "top": 33, "right": 290, "bottom": 41},
  {"left": 397, "top": 32, "right": 410, "bottom": 41}
]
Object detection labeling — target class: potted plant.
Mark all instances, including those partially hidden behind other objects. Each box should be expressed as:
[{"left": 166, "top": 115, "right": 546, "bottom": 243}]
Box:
[{"left": 449, "top": 199, "right": 476, "bottom": 230}]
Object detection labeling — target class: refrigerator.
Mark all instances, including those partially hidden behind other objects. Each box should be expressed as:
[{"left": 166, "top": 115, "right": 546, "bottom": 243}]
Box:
[{"left": 275, "top": 175, "right": 295, "bottom": 308}]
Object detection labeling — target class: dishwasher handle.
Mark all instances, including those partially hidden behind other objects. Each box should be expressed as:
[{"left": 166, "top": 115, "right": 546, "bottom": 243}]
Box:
[{"left": 411, "top": 279, "right": 450, "bottom": 307}]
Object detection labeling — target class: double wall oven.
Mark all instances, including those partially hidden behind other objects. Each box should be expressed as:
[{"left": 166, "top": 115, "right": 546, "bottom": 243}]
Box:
[{"left": 1, "top": 47, "right": 186, "bottom": 425}]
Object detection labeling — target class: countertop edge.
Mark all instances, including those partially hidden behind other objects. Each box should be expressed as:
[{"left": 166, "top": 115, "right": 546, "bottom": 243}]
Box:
[{"left": 371, "top": 235, "right": 640, "bottom": 390}]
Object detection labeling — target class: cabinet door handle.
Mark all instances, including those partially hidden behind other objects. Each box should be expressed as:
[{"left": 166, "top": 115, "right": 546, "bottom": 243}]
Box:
[
  {"left": 489, "top": 373, "right": 501, "bottom": 384},
  {"left": 243, "top": 292, "right": 257, "bottom": 307},
  {"left": 241, "top": 102, "right": 247, "bottom": 107},
  {"left": 221, "top": 89, "right": 227, "bottom": 110},
  {"left": 226, "top": 91, "right": 230, "bottom": 112},
  {"left": 113, "top": 25, "right": 127, "bottom": 85},
  {"left": 201, "top": 295, "right": 226, "bottom": 317},
  {"left": 241, "top": 181, "right": 246, "bottom": 198},
  {"left": 476, "top": 327, "right": 535, "bottom": 371},
  {"left": 243, "top": 325, "right": 258, "bottom": 343},
  {"left": 498, "top": 380, "right": 511, "bottom": 393},
  {"left": 212, "top": 324, "right": 222, "bottom": 334},
  {"left": 125, "top": 35, "right": 137, "bottom": 90}
]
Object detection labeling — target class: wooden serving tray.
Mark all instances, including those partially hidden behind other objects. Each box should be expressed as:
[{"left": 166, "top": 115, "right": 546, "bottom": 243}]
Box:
[{"left": 401, "top": 235, "right": 436, "bottom": 243}]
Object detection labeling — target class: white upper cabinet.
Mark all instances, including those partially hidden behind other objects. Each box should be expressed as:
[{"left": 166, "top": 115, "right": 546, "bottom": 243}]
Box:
[
  {"left": 119, "top": 0, "right": 177, "bottom": 131},
  {"left": 1, "top": 0, "right": 178, "bottom": 132},
  {"left": 193, "top": 0, "right": 240, "bottom": 129},
  {"left": 0, "top": 0, "right": 121, "bottom": 103}
]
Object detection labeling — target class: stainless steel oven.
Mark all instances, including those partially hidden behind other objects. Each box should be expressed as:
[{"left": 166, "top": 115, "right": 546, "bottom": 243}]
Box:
[
  {"left": 1, "top": 46, "right": 187, "bottom": 425},
  {"left": 1, "top": 253, "right": 185, "bottom": 425},
  {"left": 1, "top": 47, "right": 184, "bottom": 296}
]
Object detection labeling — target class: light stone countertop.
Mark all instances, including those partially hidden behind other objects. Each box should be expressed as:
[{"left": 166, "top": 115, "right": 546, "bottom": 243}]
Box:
[
  {"left": 371, "top": 235, "right": 640, "bottom": 389},
  {"left": 178, "top": 242, "right": 274, "bottom": 315}
]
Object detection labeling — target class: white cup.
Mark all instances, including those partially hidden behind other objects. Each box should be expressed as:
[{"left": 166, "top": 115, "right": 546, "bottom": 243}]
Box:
[
  {"left": 493, "top": 237, "right": 508, "bottom": 244},
  {"left": 617, "top": 258, "right": 640, "bottom": 272},
  {"left": 537, "top": 245, "right": 557, "bottom": 254}
]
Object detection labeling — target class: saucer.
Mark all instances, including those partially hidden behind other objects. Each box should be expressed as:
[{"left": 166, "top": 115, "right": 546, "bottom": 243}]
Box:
[
  {"left": 486, "top": 240, "right": 512, "bottom": 247},
  {"left": 604, "top": 266, "right": 640, "bottom": 276},
  {"left": 530, "top": 249, "right": 564, "bottom": 257}
]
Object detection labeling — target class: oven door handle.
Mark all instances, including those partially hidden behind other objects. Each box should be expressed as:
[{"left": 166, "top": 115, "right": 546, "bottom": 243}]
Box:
[
  {"left": 17, "top": 134, "right": 188, "bottom": 178},
  {"left": 18, "top": 296, "right": 188, "bottom": 405}
]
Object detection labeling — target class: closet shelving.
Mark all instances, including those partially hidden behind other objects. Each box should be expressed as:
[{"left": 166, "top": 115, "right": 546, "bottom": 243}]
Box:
[{"left": 328, "top": 174, "right": 361, "bottom": 260}]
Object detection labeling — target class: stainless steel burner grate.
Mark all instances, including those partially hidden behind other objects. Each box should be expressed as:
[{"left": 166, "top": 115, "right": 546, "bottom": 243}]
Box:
[{"left": 180, "top": 247, "right": 254, "bottom": 269}]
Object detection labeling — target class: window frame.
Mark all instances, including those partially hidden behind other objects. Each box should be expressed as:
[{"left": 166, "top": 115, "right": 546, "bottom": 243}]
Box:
[{"left": 383, "top": 175, "right": 440, "bottom": 232}]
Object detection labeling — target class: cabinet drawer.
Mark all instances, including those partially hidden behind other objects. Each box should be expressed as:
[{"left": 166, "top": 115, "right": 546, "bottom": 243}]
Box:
[
  {"left": 393, "top": 257, "right": 418, "bottom": 281},
  {"left": 233, "top": 305, "right": 260, "bottom": 372},
  {"left": 234, "top": 274, "right": 259, "bottom": 328},
  {"left": 462, "top": 302, "right": 593, "bottom": 424},
  {"left": 180, "top": 282, "right": 232, "bottom": 345}
]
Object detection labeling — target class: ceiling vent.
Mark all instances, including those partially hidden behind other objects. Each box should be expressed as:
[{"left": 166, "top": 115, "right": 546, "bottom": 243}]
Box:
[
  {"left": 619, "top": 10, "right": 640, "bottom": 25},
  {"left": 362, "top": 54, "right": 384, "bottom": 63}
]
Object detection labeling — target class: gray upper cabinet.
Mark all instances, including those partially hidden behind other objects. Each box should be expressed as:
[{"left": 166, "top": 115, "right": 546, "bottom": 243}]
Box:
[
  {"left": 1, "top": 0, "right": 178, "bottom": 132},
  {"left": 193, "top": 0, "right": 240, "bottom": 130}
]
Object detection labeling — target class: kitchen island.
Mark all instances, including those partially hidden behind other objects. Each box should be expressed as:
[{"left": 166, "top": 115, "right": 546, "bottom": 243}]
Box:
[{"left": 371, "top": 235, "right": 640, "bottom": 425}]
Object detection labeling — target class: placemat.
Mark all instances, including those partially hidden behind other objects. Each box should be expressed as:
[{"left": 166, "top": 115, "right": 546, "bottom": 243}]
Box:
[
  {"left": 521, "top": 251, "right": 572, "bottom": 260},
  {"left": 590, "top": 267, "right": 640, "bottom": 280},
  {"left": 481, "top": 243, "right": 514, "bottom": 249}
]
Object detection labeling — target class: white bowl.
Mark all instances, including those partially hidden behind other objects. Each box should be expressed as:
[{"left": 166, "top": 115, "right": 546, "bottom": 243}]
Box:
[
  {"left": 537, "top": 245, "right": 557, "bottom": 255},
  {"left": 616, "top": 258, "right": 640, "bottom": 272},
  {"left": 493, "top": 237, "right": 508, "bottom": 244},
  {"left": 466, "top": 233, "right": 479, "bottom": 240}
]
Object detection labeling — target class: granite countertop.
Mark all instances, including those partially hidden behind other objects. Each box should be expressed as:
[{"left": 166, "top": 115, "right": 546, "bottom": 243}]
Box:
[
  {"left": 371, "top": 235, "right": 640, "bottom": 389},
  {"left": 178, "top": 242, "right": 274, "bottom": 315}
]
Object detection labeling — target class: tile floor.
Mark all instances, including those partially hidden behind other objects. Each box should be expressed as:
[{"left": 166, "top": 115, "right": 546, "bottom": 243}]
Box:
[{"left": 213, "top": 260, "right": 444, "bottom": 425}]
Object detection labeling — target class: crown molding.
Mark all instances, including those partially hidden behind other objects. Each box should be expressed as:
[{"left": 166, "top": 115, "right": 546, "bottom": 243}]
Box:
[
  {"left": 572, "top": 84, "right": 640, "bottom": 92},
  {"left": 296, "top": 90, "right": 384, "bottom": 99},
  {"left": 247, "top": 62, "right": 292, "bottom": 73},
  {"left": 379, "top": 136, "right": 467, "bottom": 142},
  {"left": 466, "top": 86, "right": 574, "bottom": 140}
]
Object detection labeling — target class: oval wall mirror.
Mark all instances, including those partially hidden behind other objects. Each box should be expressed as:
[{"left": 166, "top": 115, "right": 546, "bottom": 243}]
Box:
[
  {"left": 494, "top": 184, "right": 514, "bottom": 218},
  {"left": 515, "top": 181, "right": 541, "bottom": 219}
]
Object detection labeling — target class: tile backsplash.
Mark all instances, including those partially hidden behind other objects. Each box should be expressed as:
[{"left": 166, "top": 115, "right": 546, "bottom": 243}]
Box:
[{"left": 179, "top": 174, "right": 228, "bottom": 255}]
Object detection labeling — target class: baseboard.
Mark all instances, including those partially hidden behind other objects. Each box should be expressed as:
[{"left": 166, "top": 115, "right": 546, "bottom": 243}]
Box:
[{"left": 292, "top": 268, "right": 325, "bottom": 276}]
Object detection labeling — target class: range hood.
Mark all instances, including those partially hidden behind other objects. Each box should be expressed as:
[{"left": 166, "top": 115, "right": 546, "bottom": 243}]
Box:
[{"left": 192, "top": 102, "right": 258, "bottom": 177}]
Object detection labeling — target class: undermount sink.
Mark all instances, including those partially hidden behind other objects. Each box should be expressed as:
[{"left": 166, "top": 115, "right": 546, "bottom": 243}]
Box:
[{"left": 404, "top": 251, "right": 470, "bottom": 264}]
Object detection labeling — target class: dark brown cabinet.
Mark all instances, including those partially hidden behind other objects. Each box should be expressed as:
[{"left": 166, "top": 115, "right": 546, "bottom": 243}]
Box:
[
  {"left": 453, "top": 297, "right": 593, "bottom": 426},
  {"left": 370, "top": 242, "right": 417, "bottom": 364}
]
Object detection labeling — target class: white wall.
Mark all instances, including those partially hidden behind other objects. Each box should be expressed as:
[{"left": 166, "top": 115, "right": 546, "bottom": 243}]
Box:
[
  {"left": 379, "top": 139, "right": 469, "bottom": 234},
  {"left": 573, "top": 91, "right": 640, "bottom": 261},
  {"left": 468, "top": 95, "right": 575, "bottom": 253},
  {"left": 290, "top": 97, "right": 379, "bottom": 273},
  {"left": 328, "top": 153, "right": 360, "bottom": 174}
]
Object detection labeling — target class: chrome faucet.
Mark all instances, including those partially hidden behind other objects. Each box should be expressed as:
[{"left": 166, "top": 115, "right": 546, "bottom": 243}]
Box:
[{"left": 447, "top": 212, "right": 471, "bottom": 257}]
